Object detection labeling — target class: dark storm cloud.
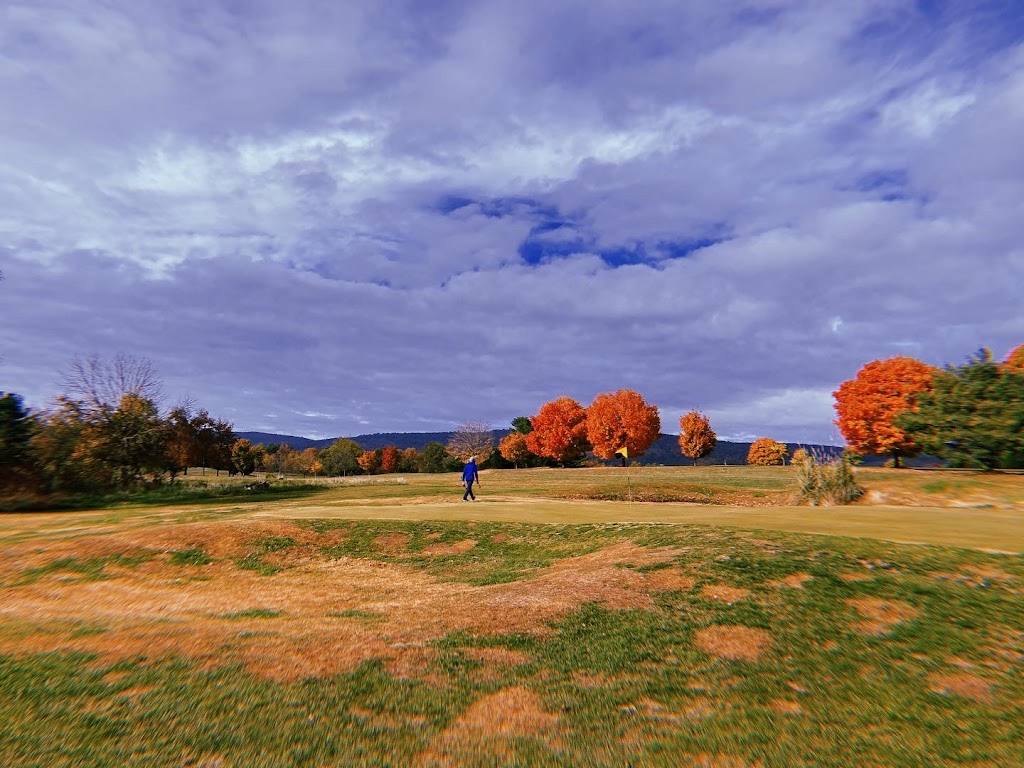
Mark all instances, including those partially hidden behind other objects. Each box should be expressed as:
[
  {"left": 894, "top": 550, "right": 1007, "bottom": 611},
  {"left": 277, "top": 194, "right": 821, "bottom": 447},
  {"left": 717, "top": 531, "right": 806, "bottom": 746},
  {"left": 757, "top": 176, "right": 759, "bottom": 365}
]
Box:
[{"left": 2, "top": 0, "right": 1022, "bottom": 443}]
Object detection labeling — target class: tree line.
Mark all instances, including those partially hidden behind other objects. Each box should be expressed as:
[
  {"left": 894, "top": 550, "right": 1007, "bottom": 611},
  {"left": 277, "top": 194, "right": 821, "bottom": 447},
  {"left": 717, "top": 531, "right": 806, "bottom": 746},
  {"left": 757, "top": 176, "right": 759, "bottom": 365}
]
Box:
[
  {"left": 0, "top": 358, "right": 492, "bottom": 497},
  {"left": 4, "top": 342, "right": 1020, "bottom": 502},
  {"left": 833, "top": 345, "right": 1024, "bottom": 469}
]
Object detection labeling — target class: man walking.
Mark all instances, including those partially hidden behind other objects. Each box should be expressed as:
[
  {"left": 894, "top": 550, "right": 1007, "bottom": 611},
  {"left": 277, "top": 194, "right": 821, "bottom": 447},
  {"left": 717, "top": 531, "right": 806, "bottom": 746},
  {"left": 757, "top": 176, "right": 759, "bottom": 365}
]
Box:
[{"left": 462, "top": 456, "right": 480, "bottom": 501}]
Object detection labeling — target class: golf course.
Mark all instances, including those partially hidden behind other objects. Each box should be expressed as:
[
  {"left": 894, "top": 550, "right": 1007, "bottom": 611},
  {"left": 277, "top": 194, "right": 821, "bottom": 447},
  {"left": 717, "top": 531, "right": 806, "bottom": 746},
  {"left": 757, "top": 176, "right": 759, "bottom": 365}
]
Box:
[{"left": 1, "top": 465, "right": 1022, "bottom": 766}]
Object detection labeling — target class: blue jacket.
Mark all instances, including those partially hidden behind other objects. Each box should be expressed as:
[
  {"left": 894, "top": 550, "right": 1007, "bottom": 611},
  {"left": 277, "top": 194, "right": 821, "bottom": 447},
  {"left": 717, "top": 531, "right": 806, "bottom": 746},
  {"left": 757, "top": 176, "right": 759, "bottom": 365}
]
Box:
[{"left": 462, "top": 461, "right": 479, "bottom": 483}]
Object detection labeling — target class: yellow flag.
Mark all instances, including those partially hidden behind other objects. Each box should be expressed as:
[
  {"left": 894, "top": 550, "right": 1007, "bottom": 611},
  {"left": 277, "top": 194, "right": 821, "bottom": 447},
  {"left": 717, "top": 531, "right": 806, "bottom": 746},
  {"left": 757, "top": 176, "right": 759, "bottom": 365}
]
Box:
[{"left": 614, "top": 446, "right": 628, "bottom": 458}]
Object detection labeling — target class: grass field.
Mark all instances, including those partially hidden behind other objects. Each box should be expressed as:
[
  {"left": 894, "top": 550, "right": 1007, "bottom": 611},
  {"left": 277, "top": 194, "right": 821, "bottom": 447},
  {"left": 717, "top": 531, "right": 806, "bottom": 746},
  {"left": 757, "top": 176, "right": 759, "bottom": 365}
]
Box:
[{"left": 1, "top": 466, "right": 1022, "bottom": 766}]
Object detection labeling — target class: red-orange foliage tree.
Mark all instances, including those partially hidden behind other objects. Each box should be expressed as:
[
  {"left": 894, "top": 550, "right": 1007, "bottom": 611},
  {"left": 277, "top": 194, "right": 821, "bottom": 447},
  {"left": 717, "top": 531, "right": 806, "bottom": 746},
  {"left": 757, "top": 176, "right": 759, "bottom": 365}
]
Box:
[
  {"left": 747, "top": 437, "right": 787, "bottom": 466},
  {"left": 585, "top": 389, "right": 661, "bottom": 460},
  {"left": 379, "top": 445, "right": 400, "bottom": 473},
  {"left": 525, "top": 397, "right": 590, "bottom": 465},
  {"left": 678, "top": 410, "right": 716, "bottom": 466},
  {"left": 498, "top": 431, "right": 531, "bottom": 468},
  {"left": 833, "top": 356, "right": 937, "bottom": 468}
]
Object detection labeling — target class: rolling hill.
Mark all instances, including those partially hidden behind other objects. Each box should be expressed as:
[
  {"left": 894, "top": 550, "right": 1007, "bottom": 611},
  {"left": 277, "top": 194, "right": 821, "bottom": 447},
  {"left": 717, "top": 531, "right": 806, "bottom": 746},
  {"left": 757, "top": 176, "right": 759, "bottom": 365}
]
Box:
[{"left": 236, "top": 430, "right": 851, "bottom": 466}]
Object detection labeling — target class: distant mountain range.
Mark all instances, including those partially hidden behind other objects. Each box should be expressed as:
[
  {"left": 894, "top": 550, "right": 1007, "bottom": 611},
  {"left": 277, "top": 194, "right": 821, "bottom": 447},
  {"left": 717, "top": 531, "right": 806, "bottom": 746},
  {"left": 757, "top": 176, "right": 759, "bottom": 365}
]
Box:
[{"left": 236, "top": 430, "right": 863, "bottom": 466}]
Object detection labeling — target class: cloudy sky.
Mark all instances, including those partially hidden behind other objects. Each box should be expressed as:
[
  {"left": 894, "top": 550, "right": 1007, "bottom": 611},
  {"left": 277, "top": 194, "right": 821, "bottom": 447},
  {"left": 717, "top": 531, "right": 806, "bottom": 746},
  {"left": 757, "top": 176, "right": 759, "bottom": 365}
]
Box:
[{"left": 2, "top": 1, "right": 1022, "bottom": 444}]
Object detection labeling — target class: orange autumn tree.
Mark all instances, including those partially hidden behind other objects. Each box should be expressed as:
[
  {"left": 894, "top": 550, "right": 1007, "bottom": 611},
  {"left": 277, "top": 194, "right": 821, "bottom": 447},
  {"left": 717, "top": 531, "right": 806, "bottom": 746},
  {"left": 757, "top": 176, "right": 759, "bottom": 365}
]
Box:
[
  {"left": 747, "top": 437, "right": 787, "bottom": 466},
  {"left": 498, "top": 431, "right": 531, "bottom": 468},
  {"left": 678, "top": 410, "right": 716, "bottom": 466},
  {"left": 1004, "top": 344, "right": 1024, "bottom": 371},
  {"left": 525, "top": 397, "right": 590, "bottom": 465},
  {"left": 585, "top": 389, "right": 661, "bottom": 460},
  {"left": 833, "top": 356, "right": 937, "bottom": 468},
  {"left": 356, "top": 449, "right": 381, "bottom": 474}
]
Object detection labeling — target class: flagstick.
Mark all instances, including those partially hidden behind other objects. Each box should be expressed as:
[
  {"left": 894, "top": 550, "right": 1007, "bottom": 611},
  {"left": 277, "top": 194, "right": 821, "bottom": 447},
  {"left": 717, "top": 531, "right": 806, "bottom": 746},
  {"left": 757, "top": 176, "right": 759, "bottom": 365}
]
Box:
[{"left": 616, "top": 448, "right": 632, "bottom": 506}]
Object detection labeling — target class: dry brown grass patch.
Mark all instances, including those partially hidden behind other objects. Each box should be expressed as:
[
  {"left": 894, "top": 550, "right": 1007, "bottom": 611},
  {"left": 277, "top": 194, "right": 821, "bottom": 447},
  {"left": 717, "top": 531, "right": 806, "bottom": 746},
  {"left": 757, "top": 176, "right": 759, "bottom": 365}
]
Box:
[
  {"left": 373, "top": 532, "right": 411, "bottom": 554},
  {"left": 683, "top": 697, "right": 717, "bottom": 720},
  {"left": 769, "top": 699, "right": 804, "bottom": 715},
  {"left": 694, "top": 626, "right": 771, "bottom": 662},
  {"left": 686, "top": 753, "right": 764, "bottom": 768},
  {"left": 928, "top": 672, "right": 993, "bottom": 703},
  {"left": 463, "top": 647, "right": 531, "bottom": 666},
  {"left": 572, "top": 671, "right": 612, "bottom": 689},
  {"left": 421, "top": 539, "right": 477, "bottom": 556},
  {"left": 0, "top": 520, "right": 351, "bottom": 581},
  {"left": 643, "top": 568, "right": 696, "bottom": 593},
  {"left": 449, "top": 687, "right": 557, "bottom": 736},
  {"left": 768, "top": 573, "right": 813, "bottom": 589},
  {"left": 417, "top": 687, "right": 559, "bottom": 767},
  {"left": 0, "top": 531, "right": 664, "bottom": 682},
  {"left": 702, "top": 585, "right": 751, "bottom": 604},
  {"left": 988, "top": 627, "right": 1024, "bottom": 666},
  {"left": 847, "top": 598, "right": 918, "bottom": 636}
]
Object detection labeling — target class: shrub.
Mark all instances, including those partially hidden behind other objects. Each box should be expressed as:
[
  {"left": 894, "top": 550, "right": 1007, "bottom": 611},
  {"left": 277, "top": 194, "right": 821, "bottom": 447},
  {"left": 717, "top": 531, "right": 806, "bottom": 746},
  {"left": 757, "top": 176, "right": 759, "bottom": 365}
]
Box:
[{"left": 794, "top": 450, "right": 864, "bottom": 506}]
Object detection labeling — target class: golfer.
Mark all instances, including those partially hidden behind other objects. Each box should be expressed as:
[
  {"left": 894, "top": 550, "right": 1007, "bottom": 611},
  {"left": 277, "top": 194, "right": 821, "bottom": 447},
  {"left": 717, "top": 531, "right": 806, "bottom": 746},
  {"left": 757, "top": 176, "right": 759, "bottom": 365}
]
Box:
[{"left": 462, "top": 456, "right": 480, "bottom": 501}]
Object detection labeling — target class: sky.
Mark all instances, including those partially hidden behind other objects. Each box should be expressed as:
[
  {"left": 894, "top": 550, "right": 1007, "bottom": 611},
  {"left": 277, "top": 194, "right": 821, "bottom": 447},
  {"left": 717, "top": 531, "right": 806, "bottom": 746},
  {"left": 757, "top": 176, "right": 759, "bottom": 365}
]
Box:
[{"left": 1, "top": 0, "right": 1023, "bottom": 445}]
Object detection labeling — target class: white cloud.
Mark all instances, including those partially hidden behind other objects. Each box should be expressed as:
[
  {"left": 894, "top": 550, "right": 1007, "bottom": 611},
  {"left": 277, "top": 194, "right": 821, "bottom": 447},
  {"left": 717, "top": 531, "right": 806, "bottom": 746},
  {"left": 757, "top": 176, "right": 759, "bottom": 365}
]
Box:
[{"left": 2, "top": 0, "right": 1022, "bottom": 444}]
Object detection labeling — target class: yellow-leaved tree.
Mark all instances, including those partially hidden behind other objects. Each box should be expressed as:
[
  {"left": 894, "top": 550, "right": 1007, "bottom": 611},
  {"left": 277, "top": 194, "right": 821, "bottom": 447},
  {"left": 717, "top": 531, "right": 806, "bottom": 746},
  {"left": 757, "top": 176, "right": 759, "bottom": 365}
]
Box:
[
  {"left": 747, "top": 437, "right": 787, "bottom": 466},
  {"left": 678, "top": 410, "right": 716, "bottom": 466}
]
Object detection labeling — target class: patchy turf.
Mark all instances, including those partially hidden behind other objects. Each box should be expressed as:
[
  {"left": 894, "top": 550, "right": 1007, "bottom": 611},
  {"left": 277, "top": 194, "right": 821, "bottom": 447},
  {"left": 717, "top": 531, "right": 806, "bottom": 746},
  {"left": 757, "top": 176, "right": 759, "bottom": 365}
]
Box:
[{"left": 0, "top": 513, "right": 1022, "bottom": 767}]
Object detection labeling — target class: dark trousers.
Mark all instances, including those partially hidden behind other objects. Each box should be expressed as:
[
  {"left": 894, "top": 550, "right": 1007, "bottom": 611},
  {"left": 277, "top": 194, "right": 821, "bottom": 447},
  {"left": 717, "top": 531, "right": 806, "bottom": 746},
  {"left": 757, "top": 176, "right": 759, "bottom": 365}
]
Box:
[{"left": 462, "top": 481, "right": 475, "bottom": 500}]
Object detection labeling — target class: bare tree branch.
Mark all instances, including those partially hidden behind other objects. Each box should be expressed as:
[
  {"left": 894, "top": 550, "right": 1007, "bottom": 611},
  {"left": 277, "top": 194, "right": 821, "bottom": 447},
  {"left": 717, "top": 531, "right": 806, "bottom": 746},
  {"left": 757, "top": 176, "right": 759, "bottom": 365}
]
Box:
[
  {"left": 447, "top": 421, "right": 495, "bottom": 463},
  {"left": 61, "top": 353, "right": 164, "bottom": 414}
]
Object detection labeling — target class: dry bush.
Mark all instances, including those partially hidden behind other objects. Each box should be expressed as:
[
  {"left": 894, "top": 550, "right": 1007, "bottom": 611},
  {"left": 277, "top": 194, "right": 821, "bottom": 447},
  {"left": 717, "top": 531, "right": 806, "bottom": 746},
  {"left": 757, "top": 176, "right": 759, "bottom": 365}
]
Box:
[{"left": 794, "top": 449, "right": 864, "bottom": 505}]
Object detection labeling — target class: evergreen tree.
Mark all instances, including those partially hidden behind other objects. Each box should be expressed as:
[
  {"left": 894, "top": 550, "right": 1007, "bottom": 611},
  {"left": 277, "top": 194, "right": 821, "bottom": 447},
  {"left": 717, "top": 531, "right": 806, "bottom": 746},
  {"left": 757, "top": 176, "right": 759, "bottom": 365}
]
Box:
[
  {"left": 896, "top": 349, "right": 1024, "bottom": 469},
  {"left": 0, "top": 392, "right": 34, "bottom": 487}
]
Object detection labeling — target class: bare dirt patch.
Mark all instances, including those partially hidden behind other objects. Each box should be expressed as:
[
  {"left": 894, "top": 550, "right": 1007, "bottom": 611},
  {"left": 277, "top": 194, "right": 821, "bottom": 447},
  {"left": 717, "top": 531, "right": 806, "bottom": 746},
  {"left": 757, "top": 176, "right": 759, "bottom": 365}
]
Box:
[
  {"left": 847, "top": 598, "right": 919, "bottom": 636},
  {"left": 702, "top": 585, "right": 751, "bottom": 604},
  {"left": 928, "top": 672, "right": 993, "bottom": 703},
  {"left": 694, "top": 626, "right": 771, "bottom": 662}
]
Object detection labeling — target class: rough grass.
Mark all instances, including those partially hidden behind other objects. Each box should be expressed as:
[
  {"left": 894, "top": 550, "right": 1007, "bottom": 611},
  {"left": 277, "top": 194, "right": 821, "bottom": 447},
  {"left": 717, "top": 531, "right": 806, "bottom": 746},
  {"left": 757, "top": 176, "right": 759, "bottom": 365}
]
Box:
[
  {"left": 0, "top": 513, "right": 1022, "bottom": 766},
  {"left": 0, "top": 467, "right": 1022, "bottom": 766}
]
